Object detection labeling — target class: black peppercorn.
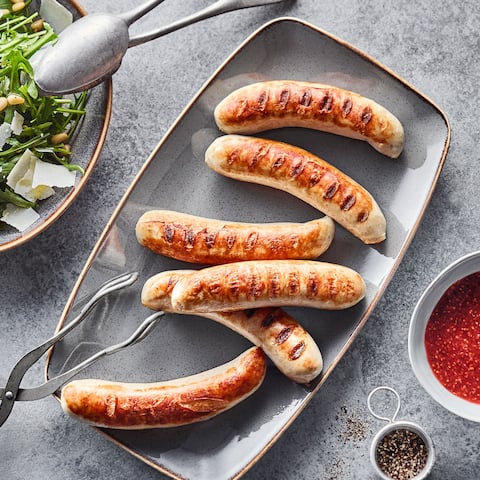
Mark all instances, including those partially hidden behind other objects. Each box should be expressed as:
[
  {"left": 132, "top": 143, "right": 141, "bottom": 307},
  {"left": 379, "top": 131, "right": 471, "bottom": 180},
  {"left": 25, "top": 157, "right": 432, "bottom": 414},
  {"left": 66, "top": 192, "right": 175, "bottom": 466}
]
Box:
[{"left": 375, "top": 428, "right": 429, "bottom": 480}]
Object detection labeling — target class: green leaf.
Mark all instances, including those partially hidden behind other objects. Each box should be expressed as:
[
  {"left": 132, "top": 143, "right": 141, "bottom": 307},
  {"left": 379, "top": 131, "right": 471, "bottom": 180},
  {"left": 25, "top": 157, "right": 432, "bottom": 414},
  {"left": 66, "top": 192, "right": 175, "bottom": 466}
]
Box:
[
  {"left": 0, "top": 187, "right": 36, "bottom": 209},
  {"left": 26, "top": 78, "right": 37, "bottom": 98}
]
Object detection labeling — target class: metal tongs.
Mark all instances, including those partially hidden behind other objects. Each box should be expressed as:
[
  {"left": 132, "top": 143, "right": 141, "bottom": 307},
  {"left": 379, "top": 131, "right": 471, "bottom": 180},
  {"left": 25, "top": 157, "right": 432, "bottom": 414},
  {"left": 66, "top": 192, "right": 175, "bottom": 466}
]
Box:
[
  {"left": 0, "top": 272, "right": 164, "bottom": 427},
  {"left": 32, "top": 0, "right": 290, "bottom": 95}
]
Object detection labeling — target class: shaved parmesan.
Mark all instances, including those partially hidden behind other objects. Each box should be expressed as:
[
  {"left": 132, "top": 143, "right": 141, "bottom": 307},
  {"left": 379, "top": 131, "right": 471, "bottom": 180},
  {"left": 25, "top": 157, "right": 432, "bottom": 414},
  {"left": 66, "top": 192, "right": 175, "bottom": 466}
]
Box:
[
  {"left": 1, "top": 204, "right": 40, "bottom": 231},
  {"left": 13, "top": 169, "right": 35, "bottom": 201},
  {"left": 32, "top": 185, "right": 55, "bottom": 200},
  {"left": 10, "top": 111, "right": 24, "bottom": 135},
  {"left": 7, "top": 150, "right": 76, "bottom": 197},
  {"left": 0, "top": 111, "right": 25, "bottom": 148},
  {"left": 0, "top": 122, "right": 11, "bottom": 147},
  {"left": 32, "top": 159, "right": 76, "bottom": 189},
  {"left": 3, "top": 150, "right": 77, "bottom": 231},
  {"left": 6, "top": 149, "right": 34, "bottom": 192}
]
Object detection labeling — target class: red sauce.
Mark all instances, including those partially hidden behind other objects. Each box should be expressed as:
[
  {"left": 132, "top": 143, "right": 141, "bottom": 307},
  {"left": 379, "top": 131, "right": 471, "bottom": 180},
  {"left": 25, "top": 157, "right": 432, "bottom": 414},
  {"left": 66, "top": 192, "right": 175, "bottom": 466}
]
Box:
[{"left": 424, "top": 271, "right": 480, "bottom": 403}]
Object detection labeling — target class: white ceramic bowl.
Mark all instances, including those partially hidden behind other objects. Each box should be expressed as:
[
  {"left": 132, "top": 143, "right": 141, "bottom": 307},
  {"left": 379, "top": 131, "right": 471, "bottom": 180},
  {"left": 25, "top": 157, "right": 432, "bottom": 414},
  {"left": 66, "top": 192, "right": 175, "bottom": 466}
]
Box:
[
  {"left": 370, "top": 420, "right": 435, "bottom": 480},
  {"left": 408, "top": 250, "right": 480, "bottom": 422}
]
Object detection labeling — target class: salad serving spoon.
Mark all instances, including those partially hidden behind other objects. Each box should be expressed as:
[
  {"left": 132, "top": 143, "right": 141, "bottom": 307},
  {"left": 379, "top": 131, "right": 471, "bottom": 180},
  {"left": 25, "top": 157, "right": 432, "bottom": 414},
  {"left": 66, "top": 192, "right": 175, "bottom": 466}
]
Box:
[{"left": 31, "top": 0, "right": 290, "bottom": 96}]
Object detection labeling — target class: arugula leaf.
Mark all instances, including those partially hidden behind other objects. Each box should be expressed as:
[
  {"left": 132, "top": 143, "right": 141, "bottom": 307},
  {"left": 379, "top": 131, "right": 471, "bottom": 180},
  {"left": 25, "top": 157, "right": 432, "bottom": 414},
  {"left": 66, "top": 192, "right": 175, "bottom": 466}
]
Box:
[
  {"left": 0, "top": 7, "right": 87, "bottom": 226},
  {"left": 0, "top": 186, "right": 36, "bottom": 209}
]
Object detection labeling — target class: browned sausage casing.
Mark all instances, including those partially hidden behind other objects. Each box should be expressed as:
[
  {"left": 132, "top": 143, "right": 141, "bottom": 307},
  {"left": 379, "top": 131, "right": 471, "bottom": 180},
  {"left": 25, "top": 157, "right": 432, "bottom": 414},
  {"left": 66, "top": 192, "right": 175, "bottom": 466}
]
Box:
[
  {"left": 205, "top": 135, "right": 386, "bottom": 244},
  {"left": 170, "top": 259, "right": 366, "bottom": 313},
  {"left": 214, "top": 80, "right": 405, "bottom": 158},
  {"left": 61, "top": 346, "right": 266, "bottom": 429},
  {"left": 135, "top": 210, "right": 334, "bottom": 264},
  {"left": 142, "top": 270, "right": 323, "bottom": 384}
]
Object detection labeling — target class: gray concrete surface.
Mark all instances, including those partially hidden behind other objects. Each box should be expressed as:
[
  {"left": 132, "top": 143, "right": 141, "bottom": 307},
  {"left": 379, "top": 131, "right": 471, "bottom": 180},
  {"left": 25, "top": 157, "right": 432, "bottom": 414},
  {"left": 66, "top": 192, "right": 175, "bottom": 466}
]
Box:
[{"left": 1, "top": 1, "right": 479, "bottom": 479}]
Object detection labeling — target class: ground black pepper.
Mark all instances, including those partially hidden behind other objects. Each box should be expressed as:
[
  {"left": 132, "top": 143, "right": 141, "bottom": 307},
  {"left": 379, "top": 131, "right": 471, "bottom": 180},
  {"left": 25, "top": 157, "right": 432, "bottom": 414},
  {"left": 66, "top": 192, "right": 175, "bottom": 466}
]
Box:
[
  {"left": 375, "top": 428, "right": 428, "bottom": 480},
  {"left": 337, "top": 405, "right": 367, "bottom": 445}
]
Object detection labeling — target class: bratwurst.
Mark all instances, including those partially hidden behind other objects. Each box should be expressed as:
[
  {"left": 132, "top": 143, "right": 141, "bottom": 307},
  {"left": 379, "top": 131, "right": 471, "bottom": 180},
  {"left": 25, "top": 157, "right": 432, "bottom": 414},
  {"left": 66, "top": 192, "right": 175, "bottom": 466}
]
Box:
[
  {"left": 169, "top": 259, "right": 366, "bottom": 313},
  {"left": 61, "top": 346, "right": 266, "bottom": 429},
  {"left": 205, "top": 135, "right": 386, "bottom": 244},
  {"left": 136, "top": 209, "right": 334, "bottom": 264},
  {"left": 214, "top": 80, "right": 404, "bottom": 158},
  {"left": 142, "top": 269, "right": 323, "bottom": 384}
]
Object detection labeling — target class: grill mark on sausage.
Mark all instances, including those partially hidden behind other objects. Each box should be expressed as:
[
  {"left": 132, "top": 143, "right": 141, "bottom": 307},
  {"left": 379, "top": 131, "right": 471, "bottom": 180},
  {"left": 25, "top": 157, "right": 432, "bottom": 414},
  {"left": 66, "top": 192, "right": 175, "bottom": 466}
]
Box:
[
  {"left": 167, "top": 276, "right": 178, "bottom": 292},
  {"left": 308, "top": 170, "right": 321, "bottom": 187},
  {"left": 272, "top": 154, "right": 285, "bottom": 169},
  {"left": 357, "top": 211, "right": 369, "bottom": 223},
  {"left": 227, "top": 149, "right": 241, "bottom": 166},
  {"left": 249, "top": 145, "right": 270, "bottom": 169},
  {"left": 324, "top": 182, "right": 339, "bottom": 199},
  {"left": 278, "top": 89, "right": 290, "bottom": 108},
  {"left": 269, "top": 272, "right": 281, "bottom": 297},
  {"left": 300, "top": 89, "right": 312, "bottom": 107},
  {"left": 248, "top": 274, "right": 263, "bottom": 299},
  {"left": 185, "top": 229, "right": 196, "bottom": 246},
  {"left": 261, "top": 310, "right": 276, "bottom": 327},
  {"left": 276, "top": 326, "right": 293, "bottom": 345},
  {"left": 208, "top": 276, "right": 222, "bottom": 296},
  {"left": 245, "top": 232, "right": 259, "bottom": 250},
  {"left": 226, "top": 233, "right": 236, "bottom": 249},
  {"left": 340, "top": 194, "right": 356, "bottom": 211},
  {"left": 307, "top": 273, "right": 319, "bottom": 297},
  {"left": 290, "top": 341, "right": 306, "bottom": 360},
  {"left": 228, "top": 272, "right": 241, "bottom": 296},
  {"left": 342, "top": 98, "right": 353, "bottom": 116},
  {"left": 288, "top": 272, "right": 300, "bottom": 295},
  {"left": 257, "top": 90, "right": 268, "bottom": 113},
  {"left": 290, "top": 160, "right": 305, "bottom": 179},
  {"left": 249, "top": 150, "right": 261, "bottom": 169},
  {"left": 204, "top": 232, "right": 216, "bottom": 248},
  {"left": 164, "top": 224, "right": 174, "bottom": 243},
  {"left": 361, "top": 107, "right": 372, "bottom": 125},
  {"left": 319, "top": 93, "right": 333, "bottom": 113}
]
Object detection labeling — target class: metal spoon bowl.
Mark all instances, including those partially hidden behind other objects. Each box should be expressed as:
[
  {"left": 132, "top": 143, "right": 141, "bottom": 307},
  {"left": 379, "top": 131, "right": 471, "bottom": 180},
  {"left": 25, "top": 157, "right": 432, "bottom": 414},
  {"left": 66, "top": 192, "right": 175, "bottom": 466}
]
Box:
[{"left": 31, "top": 0, "right": 290, "bottom": 96}]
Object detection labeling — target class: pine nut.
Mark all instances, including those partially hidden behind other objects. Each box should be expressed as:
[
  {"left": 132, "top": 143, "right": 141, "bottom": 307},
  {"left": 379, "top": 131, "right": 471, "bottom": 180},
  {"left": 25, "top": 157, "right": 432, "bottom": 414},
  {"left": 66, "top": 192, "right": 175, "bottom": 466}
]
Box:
[
  {"left": 51, "top": 132, "right": 69, "bottom": 145},
  {"left": 12, "top": 2, "right": 25, "bottom": 12},
  {"left": 31, "top": 19, "right": 44, "bottom": 32},
  {"left": 6, "top": 94, "right": 24, "bottom": 106}
]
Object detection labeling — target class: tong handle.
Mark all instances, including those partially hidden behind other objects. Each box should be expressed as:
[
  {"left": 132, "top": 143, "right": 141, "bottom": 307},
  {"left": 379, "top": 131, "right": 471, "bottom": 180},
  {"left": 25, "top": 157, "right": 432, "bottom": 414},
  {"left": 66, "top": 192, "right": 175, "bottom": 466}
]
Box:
[
  {"left": 128, "top": 0, "right": 289, "bottom": 48},
  {"left": 0, "top": 272, "right": 138, "bottom": 427},
  {"left": 19, "top": 311, "right": 164, "bottom": 401}
]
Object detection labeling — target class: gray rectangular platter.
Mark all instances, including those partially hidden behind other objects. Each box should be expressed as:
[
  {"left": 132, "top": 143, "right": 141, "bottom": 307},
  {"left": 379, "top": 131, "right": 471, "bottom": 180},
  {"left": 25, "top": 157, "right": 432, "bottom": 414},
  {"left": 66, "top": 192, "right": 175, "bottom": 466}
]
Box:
[{"left": 46, "top": 17, "right": 450, "bottom": 480}]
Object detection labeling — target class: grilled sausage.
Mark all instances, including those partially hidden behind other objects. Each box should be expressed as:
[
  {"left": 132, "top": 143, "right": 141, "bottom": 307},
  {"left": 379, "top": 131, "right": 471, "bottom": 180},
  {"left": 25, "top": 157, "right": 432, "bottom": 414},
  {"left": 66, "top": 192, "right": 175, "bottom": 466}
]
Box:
[
  {"left": 170, "top": 259, "right": 366, "bottom": 313},
  {"left": 205, "top": 135, "right": 386, "bottom": 244},
  {"left": 60, "top": 346, "right": 266, "bottom": 429},
  {"left": 142, "top": 270, "right": 323, "bottom": 384},
  {"left": 135, "top": 209, "right": 334, "bottom": 264},
  {"left": 214, "top": 80, "right": 404, "bottom": 158}
]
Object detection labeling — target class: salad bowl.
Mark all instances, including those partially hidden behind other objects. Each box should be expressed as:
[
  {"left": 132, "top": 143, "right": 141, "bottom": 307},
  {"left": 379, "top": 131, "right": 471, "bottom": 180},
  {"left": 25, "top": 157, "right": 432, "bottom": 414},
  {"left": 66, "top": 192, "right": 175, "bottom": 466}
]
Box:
[{"left": 0, "top": 0, "right": 112, "bottom": 252}]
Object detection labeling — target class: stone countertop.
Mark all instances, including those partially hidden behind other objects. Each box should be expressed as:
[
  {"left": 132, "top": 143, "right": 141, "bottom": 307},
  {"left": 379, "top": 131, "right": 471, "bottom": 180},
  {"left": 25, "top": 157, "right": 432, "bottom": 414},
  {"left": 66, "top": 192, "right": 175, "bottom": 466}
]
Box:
[{"left": 1, "top": 1, "right": 478, "bottom": 479}]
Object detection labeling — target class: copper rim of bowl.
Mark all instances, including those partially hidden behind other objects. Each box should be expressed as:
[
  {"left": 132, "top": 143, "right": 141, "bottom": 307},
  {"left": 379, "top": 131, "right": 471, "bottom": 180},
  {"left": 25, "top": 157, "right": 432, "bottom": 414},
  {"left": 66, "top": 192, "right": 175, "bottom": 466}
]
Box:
[
  {"left": 370, "top": 420, "right": 435, "bottom": 480},
  {"left": 408, "top": 250, "right": 480, "bottom": 422}
]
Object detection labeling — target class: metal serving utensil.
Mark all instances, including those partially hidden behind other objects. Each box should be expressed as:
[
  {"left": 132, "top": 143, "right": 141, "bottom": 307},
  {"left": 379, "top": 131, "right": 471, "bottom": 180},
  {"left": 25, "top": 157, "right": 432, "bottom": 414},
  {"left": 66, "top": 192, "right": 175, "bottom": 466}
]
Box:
[
  {"left": 0, "top": 272, "right": 164, "bottom": 427},
  {"left": 31, "top": 0, "right": 290, "bottom": 96}
]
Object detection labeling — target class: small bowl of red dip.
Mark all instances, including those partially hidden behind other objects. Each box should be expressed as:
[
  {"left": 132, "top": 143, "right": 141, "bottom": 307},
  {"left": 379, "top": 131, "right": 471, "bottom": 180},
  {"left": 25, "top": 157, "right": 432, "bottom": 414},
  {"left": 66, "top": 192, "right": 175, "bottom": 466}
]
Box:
[{"left": 409, "top": 250, "right": 480, "bottom": 422}]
